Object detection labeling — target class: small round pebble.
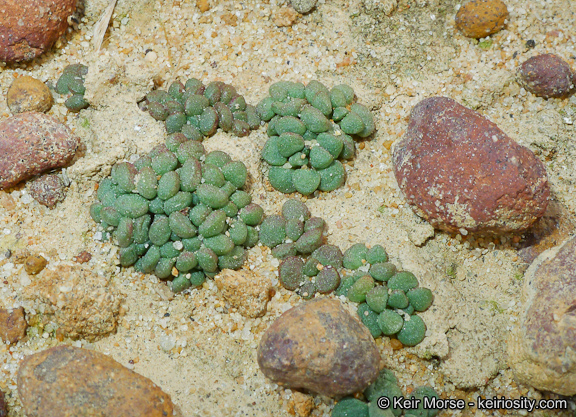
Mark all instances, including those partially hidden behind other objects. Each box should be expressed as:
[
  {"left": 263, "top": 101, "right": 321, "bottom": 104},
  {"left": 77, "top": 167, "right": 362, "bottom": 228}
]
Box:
[
  {"left": 518, "top": 54, "right": 576, "bottom": 99},
  {"left": 290, "top": 0, "right": 317, "bottom": 14},
  {"left": 28, "top": 174, "right": 66, "bottom": 208},
  {"left": 455, "top": 0, "right": 508, "bottom": 39},
  {"left": 24, "top": 254, "right": 48, "bottom": 275},
  {"left": 7, "top": 76, "right": 53, "bottom": 114}
]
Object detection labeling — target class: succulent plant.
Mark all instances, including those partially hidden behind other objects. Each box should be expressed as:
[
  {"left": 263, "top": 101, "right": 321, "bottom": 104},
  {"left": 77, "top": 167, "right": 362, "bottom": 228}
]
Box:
[{"left": 258, "top": 80, "right": 376, "bottom": 195}]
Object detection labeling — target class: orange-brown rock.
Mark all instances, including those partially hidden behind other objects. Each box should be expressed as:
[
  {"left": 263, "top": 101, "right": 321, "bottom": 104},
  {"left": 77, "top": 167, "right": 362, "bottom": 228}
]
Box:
[
  {"left": 17, "top": 345, "right": 174, "bottom": 417},
  {"left": 0, "top": 307, "right": 27, "bottom": 344},
  {"left": 257, "top": 298, "right": 380, "bottom": 397},
  {"left": 7, "top": 76, "right": 53, "bottom": 114},
  {"left": 393, "top": 97, "right": 549, "bottom": 234},
  {"left": 215, "top": 269, "right": 272, "bottom": 318},
  {"left": 519, "top": 54, "right": 576, "bottom": 99},
  {"left": 0, "top": 112, "right": 79, "bottom": 190},
  {"left": 509, "top": 235, "right": 576, "bottom": 395},
  {"left": 455, "top": 0, "right": 508, "bottom": 39},
  {"left": 22, "top": 264, "right": 123, "bottom": 341},
  {"left": 0, "top": 0, "right": 77, "bottom": 63}
]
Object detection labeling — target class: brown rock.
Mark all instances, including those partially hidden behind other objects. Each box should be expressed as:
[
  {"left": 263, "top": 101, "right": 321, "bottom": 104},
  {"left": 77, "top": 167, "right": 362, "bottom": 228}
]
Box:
[
  {"left": 24, "top": 254, "right": 47, "bottom": 275},
  {"left": 7, "top": 76, "right": 53, "bottom": 114},
  {"left": 0, "top": 307, "right": 27, "bottom": 344},
  {"left": 0, "top": 391, "right": 6, "bottom": 417},
  {"left": 518, "top": 54, "right": 576, "bottom": 99},
  {"left": 215, "top": 269, "right": 272, "bottom": 318},
  {"left": 455, "top": 0, "right": 508, "bottom": 39},
  {"left": 509, "top": 235, "right": 576, "bottom": 395},
  {"left": 22, "top": 264, "right": 123, "bottom": 341},
  {"left": 0, "top": 112, "right": 79, "bottom": 190},
  {"left": 17, "top": 345, "right": 174, "bottom": 417},
  {"left": 0, "top": 0, "right": 77, "bottom": 63},
  {"left": 257, "top": 298, "right": 380, "bottom": 397},
  {"left": 393, "top": 97, "right": 549, "bottom": 234},
  {"left": 28, "top": 174, "right": 66, "bottom": 208},
  {"left": 273, "top": 6, "right": 299, "bottom": 27},
  {"left": 292, "top": 391, "right": 315, "bottom": 417},
  {"left": 196, "top": 0, "right": 210, "bottom": 13},
  {"left": 73, "top": 250, "right": 92, "bottom": 264}
]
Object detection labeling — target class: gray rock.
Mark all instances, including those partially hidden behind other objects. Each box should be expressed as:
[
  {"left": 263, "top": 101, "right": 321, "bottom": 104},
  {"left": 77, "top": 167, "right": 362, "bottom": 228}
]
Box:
[
  {"left": 291, "top": 0, "right": 317, "bottom": 14},
  {"left": 257, "top": 298, "right": 380, "bottom": 397},
  {"left": 509, "top": 235, "right": 576, "bottom": 395}
]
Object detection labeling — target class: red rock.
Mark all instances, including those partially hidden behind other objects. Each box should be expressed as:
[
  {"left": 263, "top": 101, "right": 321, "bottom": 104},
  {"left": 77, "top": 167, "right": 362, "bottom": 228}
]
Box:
[
  {"left": 519, "top": 54, "right": 576, "bottom": 99},
  {"left": 509, "top": 235, "right": 576, "bottom": 395},
  {"left": 455, "top": 0, "right": 508, "bottom": 39},
  {"left": 257, "top": 298, "right": 380, "bottom": 397},
  {"left": 28, "top": 174, "right": 66, "bottom": 208},
  {"left": 0, "top": 112, "right": 79, "bottom": 190},
  {"left": 0, "top": 0, "right": 77, "bottom": 63},
  {"left": 393, "top": 97, "right": 549, "bottom": 234},
  {"left": 17, "top": 346, "right": 174, "bottom": 417},
  {"left": 0, "top": 307, "right": 27, "bottom": 344}
]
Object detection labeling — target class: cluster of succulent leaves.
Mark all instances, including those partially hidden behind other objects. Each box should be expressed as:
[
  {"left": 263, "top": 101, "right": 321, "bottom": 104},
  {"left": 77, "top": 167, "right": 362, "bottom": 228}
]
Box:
[
  {"left": 257, "top": 80, "right": 376, "bottom": 195},
  {"left": 333, "top": 369, "right": 440, "bottom": 417},
  {"left": 90, "top": 139, "right": 265, "bottom": 293},
  {"left": 144, "top": 78, "right": 260, "bottom": 139},
  {"left": 274, "top": 199, "right": 432, "bottom": 346},
  {"left": 55, "top": 64, "right": 90, "bottom": 112}
]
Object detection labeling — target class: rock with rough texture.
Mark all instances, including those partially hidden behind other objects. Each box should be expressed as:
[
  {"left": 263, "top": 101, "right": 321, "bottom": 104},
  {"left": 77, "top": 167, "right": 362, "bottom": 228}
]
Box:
[
  {"left": 0, "top": 0, "right": 77, "bottom": 63},
  {"left": 455, "top": 0, "right": 508, "bottom": 39},
  {"left": 393, "top": 97, "right": 549, "bottom": 234},
  {"left": 519, "top": 54, "right": 576, "bottom": 99},
  {"left": 28, "top": 174, "right": 66, "bottom": 208},
  {"left": 0, "top": 307, "right": 27, "bottom": 344},
  {"left": 7, "top": 76, "right": 53, "bottom": 114},
  {"left": 291, "top": 0, "right": 317, "bottom": 14},
  {"left": 22, "top": 264, "right": 123, "bottom": 341},
  {"left": 0, "top": 391, "right": 6, "bottom": 417},
  {"left": 509, "top": 235, "right": 576, "bottom": 395},
  {"left": 0, "top": 112, "right": 79, "bottom": 190},
  {"left": 17, "top": 345, "right": 174, "bottom": 417},
  {"left": 257, "top": 298, "right": 380, "bottom": 397},
  {"left": 215, "top": 269, "right": 273, "bottom": 318}
]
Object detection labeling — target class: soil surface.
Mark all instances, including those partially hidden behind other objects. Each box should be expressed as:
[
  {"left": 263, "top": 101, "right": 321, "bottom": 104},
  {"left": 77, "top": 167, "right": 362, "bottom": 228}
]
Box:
[{"left": 1, "top": 0, "right": 575, "bottom": 416}]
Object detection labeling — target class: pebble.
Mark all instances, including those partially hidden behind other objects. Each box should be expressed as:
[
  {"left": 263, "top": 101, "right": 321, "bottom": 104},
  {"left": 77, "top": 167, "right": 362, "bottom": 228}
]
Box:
[
  {"left": 6, "top": 76, "right": 53, "bottom": 114},
  {"left": 455, "top": 0, "right": 508, "bottom": 39},
  {"left": 214, "top": 269, "right": 273, "bottom": 318},
  {"left": 17, "top": 346, "right": 175, "bottom": 417},
  {"left": 28, "top": 174, "right": 66, "bottom": 208},
  {"left": 291, "top": 0, "right": 317, "bottom": 14},
  {"left": 273, "top": 6, "right": 299, "bottom": 27},
  {"left": 0, "top": 0, "right": 77, "bottom": 62},
  {"left": 393, "top": 97, "right": 549, "bottom": 234},
  {"left": 24, "top": 254, "right": 47, "bottom": 275},
  {"left": 518, "top": 54, "right": 576, "bottom": 99},
  {"left": 0, "top": 391, "right": 6, "bottom": 417},
  {"left": 0, "top": 307, "right": 28, "bottom": 344},
  {"left": 509, "top": 235, "right": 576, "bottom": 396},
  {"left": 22, "top": 264, "right": 123, "bottom": 341},
  {"left": 0, "top": 112, "right": 79, "bottom": 190},
  {"left": 257, "top": 298, "right": 380, "bottom": 397}
]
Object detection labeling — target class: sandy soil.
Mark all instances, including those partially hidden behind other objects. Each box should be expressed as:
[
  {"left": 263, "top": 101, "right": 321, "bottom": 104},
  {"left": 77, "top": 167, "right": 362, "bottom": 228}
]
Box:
[{"left": 1, "top": 0, "right": 575, "bottom": 416}]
